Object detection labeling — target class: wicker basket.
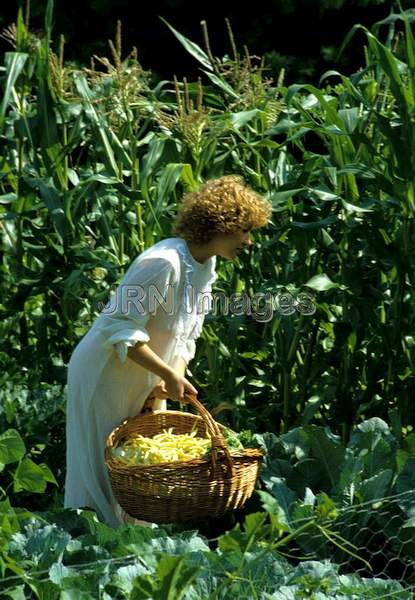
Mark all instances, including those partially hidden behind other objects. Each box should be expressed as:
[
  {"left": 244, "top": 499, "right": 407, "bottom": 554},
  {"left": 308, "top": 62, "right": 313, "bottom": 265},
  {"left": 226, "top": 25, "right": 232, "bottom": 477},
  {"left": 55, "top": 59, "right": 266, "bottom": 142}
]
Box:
[{"left": 104, "top": 392, "right": 264, "bottom": 523}]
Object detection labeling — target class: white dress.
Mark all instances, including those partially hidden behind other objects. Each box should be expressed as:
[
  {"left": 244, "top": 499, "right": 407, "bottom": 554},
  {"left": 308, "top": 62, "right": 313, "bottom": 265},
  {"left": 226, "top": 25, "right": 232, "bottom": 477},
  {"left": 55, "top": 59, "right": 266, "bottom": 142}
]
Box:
[{"left": 63, "top": 237, "right": 217, "bottom": 528}]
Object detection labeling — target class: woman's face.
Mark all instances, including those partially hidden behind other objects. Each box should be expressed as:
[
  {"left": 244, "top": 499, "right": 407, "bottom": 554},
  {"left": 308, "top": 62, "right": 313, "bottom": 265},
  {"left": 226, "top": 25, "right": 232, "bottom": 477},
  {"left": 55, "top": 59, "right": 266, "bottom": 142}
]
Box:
[{"left": 211, "top": 227, "right": 253, "bottom": 260}]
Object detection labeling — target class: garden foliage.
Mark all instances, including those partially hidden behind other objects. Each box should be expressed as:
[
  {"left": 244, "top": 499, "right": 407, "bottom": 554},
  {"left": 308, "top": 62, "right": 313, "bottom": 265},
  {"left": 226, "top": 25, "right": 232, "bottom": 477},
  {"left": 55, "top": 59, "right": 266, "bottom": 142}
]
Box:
[{"left": 1, "top": 1, "right": 415, "bottom": 596}]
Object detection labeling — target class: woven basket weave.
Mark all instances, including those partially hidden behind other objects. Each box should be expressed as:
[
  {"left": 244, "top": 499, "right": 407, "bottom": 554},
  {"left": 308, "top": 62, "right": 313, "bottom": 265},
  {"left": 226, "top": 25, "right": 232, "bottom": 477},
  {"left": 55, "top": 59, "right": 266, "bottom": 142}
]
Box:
[{"left": 104, "top": 392, "right": 263, "bottom": 523}]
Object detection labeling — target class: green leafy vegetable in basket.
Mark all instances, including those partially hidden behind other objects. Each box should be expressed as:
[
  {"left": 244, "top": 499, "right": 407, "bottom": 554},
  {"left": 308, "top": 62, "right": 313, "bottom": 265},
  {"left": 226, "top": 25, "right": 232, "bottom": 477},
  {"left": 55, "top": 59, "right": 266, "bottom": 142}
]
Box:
[
  {"left": 221, "top": 426, "right": 258, "bottom": 449},
  {"left": 221, "top": 426, "right": 244, "bottom": 449}
]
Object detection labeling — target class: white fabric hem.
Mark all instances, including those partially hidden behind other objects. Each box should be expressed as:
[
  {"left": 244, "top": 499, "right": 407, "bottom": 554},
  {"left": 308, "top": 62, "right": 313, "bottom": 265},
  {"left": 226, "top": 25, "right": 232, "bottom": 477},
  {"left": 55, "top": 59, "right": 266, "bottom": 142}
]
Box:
[{"left": 114, "top": 502, "right": 158, "bottom": 528}]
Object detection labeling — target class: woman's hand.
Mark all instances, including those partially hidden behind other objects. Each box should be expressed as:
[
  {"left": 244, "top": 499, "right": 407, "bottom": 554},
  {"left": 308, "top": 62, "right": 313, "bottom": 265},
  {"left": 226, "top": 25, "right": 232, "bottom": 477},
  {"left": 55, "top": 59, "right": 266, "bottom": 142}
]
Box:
[
  {"left": 147, "top": 380, "right": 169, "bottom": 401},
  {"left": 142, "top": 370, "right": 197, "bottom": 412},
  {"left": 142, "top": 380, "right": 168, "bottom": 412},
  {"left": 128, "top": 344, "right": 197, "bottom": 403},
  {"left": 164, "top": 371, "right": 198, "bottom": 402}
]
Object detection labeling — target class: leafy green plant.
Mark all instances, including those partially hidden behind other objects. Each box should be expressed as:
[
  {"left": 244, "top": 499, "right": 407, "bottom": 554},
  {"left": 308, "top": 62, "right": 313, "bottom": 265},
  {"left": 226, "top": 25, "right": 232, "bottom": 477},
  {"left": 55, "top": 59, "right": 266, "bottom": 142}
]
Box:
[
  {"left": 0, "top": 373, "right": 66, "bottom": 510},
  {"left": 0, "top": 427, "right": 58, "bottom": 583},
  {"left": 255, "top": 417, "right": 415, "bottom": 579},
  {"left": 1, "top": 3, "right": 415, "bottom": 595},
  {"left": 0, "top": 428, "right": 57, "bottom": 501},
  {"left": 1, "top": 2, "right": 414, "bottom": 438},
  {"left": 0, "top": 507, "right": 412, "bottom": 598}
]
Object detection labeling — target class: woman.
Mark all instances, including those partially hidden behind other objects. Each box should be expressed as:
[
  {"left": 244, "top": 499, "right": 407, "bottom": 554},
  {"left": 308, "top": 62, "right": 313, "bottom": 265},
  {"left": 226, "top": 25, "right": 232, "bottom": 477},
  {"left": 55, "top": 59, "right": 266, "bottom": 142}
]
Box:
[{"left": 64, "top": 174, "right": 271, "bottom": 528}]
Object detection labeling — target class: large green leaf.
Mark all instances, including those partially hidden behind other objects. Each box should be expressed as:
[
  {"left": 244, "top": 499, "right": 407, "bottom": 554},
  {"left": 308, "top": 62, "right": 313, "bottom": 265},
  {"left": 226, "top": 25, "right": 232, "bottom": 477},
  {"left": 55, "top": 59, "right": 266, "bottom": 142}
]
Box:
[
  {"left": 366, "top": 28, "right": 413, "bottom": 122},
  {"left": 304, "top": 426, "right": 346, "bottom": 490},
  {"left": 260, "top": 477, "right": 297, "bottom": 526},
  {"left": 304, "top": 274, "right": 339, "bottom": 291},
  {"left": 132, "top": 554, "right": 199, "bottom": 600},
  {"left": 292, "top": 215, "right": 339, "bottom": 230},
  {"left": 159, "top": 17, "right": 213, "bottom": 72},
  {"left": 356, "top": 469, "right": 393, "bottom": 503},
  {"left": 201, "top": 70, "right": 240, "bottom": 99},
  {"left": 0, "top": 52, "right": 28, "bottom": 120},
  {"left": 396, "top": 458, "right": 415, "bottom": 510},
  {"left": 73, "top": 74, "right": 131, "bottom": 174},
  {"left": 13, "top": 458, "right": 51, "bottom": 493},
  {"left": 0, "top": 429, "right": 26, "bottom": 465},
  {"left": 229, "top": 109, "right": 261, "bottom": 130}
]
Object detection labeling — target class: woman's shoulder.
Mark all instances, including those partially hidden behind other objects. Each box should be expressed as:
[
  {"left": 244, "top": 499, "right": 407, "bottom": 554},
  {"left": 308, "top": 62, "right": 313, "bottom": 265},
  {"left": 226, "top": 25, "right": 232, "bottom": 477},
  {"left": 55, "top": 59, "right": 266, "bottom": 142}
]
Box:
[
  {"left": 133, "top": 237, "right": 217, "bottom": 283},
  {"left": 135, "top": 238, "right": 183, "bottom": 274}
]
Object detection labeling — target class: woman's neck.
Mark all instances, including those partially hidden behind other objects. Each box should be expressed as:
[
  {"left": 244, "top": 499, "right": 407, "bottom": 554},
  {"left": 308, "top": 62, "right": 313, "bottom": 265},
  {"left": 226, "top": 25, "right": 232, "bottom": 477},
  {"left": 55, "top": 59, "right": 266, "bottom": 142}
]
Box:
[{"left": 184, "top": 240, "right": 214, "bottom": 265}]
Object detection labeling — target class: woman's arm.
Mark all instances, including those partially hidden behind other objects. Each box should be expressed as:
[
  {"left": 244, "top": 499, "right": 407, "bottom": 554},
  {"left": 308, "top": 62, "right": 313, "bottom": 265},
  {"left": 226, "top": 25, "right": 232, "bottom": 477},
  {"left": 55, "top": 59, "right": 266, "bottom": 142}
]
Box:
[
  {"left": 142, "top": 355, "right": 189, "bottom": 411},
  {"left": 175, "top": 357, "right": 187, "bottom": 378},
  {"left": 127, "top": 342, "right": 196, "bottom": 401}
]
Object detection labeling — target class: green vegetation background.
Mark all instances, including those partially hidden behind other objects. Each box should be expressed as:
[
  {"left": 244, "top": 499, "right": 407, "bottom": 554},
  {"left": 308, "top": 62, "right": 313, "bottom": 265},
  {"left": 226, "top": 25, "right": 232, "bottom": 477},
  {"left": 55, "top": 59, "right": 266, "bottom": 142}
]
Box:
[{"left": 1, "top": 1, "right": 415, "bottom": 596}]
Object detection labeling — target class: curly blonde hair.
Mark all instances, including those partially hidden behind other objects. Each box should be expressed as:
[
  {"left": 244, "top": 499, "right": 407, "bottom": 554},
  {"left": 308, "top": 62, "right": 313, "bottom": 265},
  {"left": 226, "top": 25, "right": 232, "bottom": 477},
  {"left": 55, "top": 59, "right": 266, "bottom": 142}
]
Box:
[{"left": 172, "top": 175, "right": 272, "bottom": 244}]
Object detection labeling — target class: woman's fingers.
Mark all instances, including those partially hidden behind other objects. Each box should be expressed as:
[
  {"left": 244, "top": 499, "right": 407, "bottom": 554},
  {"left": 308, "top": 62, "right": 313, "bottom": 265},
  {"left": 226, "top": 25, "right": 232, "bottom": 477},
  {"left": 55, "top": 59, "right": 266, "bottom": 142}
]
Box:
[
  {"left": 141, "top": 396, "right": 156, "bottom": 413},
  {"left": 164, "top": 372, "right": 198, "bottom": 402},
  {"left": 184, "top": 379, "right": 198, "bottom": 396},
  {"left": 148, "top": 381, "right": 169, "bottom": 399},
  {"left": 180, "top": 379, "right": 198, "bottom": 402},
  {"left": 164, "top": 382, "right": 180, "bottom": 401}
]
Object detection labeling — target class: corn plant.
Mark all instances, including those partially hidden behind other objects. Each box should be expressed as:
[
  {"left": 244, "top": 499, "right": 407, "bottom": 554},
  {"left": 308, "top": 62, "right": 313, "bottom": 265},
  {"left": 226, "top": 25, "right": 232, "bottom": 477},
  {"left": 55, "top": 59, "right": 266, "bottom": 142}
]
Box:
[{"left": 0, "top": 2, "right": 414, "bottom": 442}]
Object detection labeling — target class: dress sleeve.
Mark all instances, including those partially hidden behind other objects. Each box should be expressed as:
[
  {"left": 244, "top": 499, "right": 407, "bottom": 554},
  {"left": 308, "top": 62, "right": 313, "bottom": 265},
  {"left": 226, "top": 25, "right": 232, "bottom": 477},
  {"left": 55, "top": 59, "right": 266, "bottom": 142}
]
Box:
[
  {"left": 180, "top": 339, "right": 196, "bottom": 365},
  {"left": 97, "top": 256, "right": 175, "bottom": 364}
]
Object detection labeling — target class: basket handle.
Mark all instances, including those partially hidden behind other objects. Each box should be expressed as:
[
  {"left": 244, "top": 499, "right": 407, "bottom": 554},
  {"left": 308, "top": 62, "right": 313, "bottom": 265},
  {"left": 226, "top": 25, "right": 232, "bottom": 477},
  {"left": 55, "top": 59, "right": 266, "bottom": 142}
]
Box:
[{"left": 181, "top": 391, "right": 235, "bottom": 478}]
